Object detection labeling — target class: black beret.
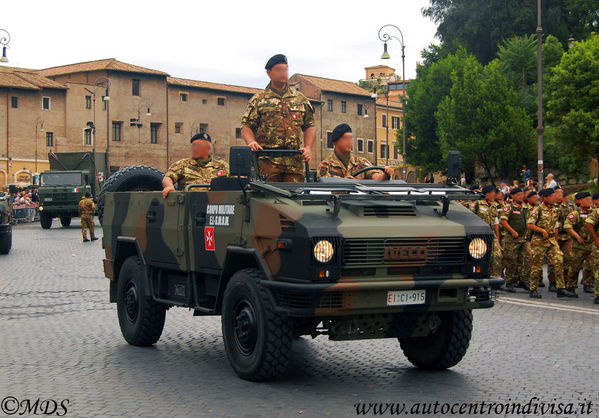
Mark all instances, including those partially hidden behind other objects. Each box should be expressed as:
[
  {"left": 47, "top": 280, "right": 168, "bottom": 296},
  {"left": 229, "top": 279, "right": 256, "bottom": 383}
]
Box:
[
  {"left": 469, "top": 184, "right": 480, "bottom": 191},
  {"left": 527, "top": 191, "right": 538, "bottom": 198},
  {"left": 265, "top": 54, "right": 287, "bottom": 70},
  {"left": 562, "top": 190, "right": 569, "bottom": 197},
  {"left": 539, "top": 187, "right": 555, "bottom": 197},
  {"left": 191, "top": 132, "right": 211, "bottom": 143},
  {"left": 510, "top": 187, "right": 522, "bottom": 195},
  {"left": 575, "top": 191, "right": 591, "bottom": 200},
  {"left": 593, "top": 192, "right": 599, "bottom": 200},
  {"left": 331, "top": 123, "right": 352, "bottom": 143},
  {"left": 481, "top": 185, "right": 495, "bottom": 194}
]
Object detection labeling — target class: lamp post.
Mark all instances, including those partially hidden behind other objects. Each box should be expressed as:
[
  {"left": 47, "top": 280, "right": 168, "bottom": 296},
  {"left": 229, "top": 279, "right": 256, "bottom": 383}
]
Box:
[
  {"left": 536, "top": 0, "right": 544, "bottom": 188},
  {"left": 130, "top": 99, "right": 152, "bottom": 164},
  {"left": 34, "top": 119, "right": 44, "bottom": 179},
  {"left": 84, "top": 77, "right": 111, "bottom": 155},
  {"left": 379, "top": 24, "right": 407, "bottom": 178},
  {"left": 0, "top": 29, "right": 10, "bottom": 63}
]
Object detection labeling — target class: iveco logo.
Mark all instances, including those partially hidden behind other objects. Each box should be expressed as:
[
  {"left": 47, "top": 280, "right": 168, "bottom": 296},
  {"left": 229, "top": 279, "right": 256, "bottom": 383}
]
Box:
[{"left": 385, "top": 246, "right": 428, "bottom": 261}]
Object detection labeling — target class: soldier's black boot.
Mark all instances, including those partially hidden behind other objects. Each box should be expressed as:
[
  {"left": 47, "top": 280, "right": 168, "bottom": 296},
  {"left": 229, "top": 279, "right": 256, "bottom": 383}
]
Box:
[
  {"left": 529, "top": 290, "right": 542, "bottom": 298},
  {"left": 583, "top": 285, "right": 594, "bottom": 293},
  {"left": 91, "top": 237, "right": 98, "bottom": 241},
  {"left": 83, "top": 238, "right": 90, "bottom": 242},
  {"left": 594, "top": 297, "right": 599, "bottom": 305},
  {"left": 517, "top": 281, "right": 530, "bottom": 291},
  {"left": 538, "top": 280, "right": 545, "bottom": 288},
  {"left": 504, "top": 284, "right": 517, "bottom": 293},
  {"left": 557, "top": 288, "right": 577, "bottom": 298},
  {"left": 548, "top": 282, "right": 557, "bottom": 292}
]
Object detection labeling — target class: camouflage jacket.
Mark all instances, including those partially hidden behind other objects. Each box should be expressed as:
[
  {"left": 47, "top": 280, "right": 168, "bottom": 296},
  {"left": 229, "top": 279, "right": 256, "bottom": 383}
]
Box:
[
  {"left": 564, "top": 208, "right": 593, "bottom": 249},
  {"left": 527, "top": 202, "right": 560, "bottom": 245},
  {"left": 584, "top": 209, "right": 599, "bottom": 245},
  {"left": 78, "top": 198, "right": 95, "bottom": 216},
  {"left": 165, "top": 157, "right": 229, "bottom": 190},
  {"left": 556, "top": 202, "right": 574, "bottom": 240},
  {"left": 470, "top": 199, "right": 499, "bottom": 228},
  {"left": 318, "top": 152, "right": 381, "bottom": 180}
]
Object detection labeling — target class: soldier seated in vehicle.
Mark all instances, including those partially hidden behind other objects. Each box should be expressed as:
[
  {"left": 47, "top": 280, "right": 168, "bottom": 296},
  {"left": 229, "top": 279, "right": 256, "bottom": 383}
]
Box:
[
  {"left": 318, "top": 123, "right": 394, "bottom": 180},
  {"left": 162, "top": 133, "right": 229, "bottom": 198}
]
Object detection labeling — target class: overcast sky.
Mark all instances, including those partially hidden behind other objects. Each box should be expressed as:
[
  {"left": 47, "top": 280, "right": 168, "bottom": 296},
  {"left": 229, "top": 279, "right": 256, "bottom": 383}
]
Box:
[{"left": 2, "top": 0, "right": 438, "bottom": 88}]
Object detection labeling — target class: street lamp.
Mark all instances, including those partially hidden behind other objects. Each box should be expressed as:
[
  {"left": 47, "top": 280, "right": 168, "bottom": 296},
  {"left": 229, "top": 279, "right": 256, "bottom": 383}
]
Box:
[
  {"left": 379, "top": 24, "right": 407, "bottom": 178},
  {"left": 536, "top": 0, "right": 544, "bottom": 188},
  {"left": 35, "top": 118, "right": 44, "bottom": 178},
  {"left": 83, "top": 77, "right": 111, "bottom": 154},
  {"left": 130, "top": 99, "right": 152, "bottom": 164},
  {"left": 0, "top": 29, "right": 10, "bottom": 63}
]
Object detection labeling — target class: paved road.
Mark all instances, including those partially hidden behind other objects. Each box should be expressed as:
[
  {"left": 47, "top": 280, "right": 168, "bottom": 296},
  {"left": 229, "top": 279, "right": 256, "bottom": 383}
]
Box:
[{"left": 1, "top": 220, "right": 598, "bottom": 417}]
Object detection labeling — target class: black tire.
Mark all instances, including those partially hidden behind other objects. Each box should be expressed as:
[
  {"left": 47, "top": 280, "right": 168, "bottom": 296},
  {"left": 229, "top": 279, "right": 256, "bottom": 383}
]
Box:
[
  {"left": 60, "top": 217, "right": 71, "bottom": 227},
  {"left": 40, "top": 212, "right": 52, "bottom": 229},
  {"left": 116, "top": 256, "right": 166, "bottom": 346},
  {"left": 222, "top": 268, "right": 293, "bottom": 381},
  {"left": 0, "top": 228, "right": 11, "bottom": 254},
  {"left": 399, "top": 309, "right": 473, "bottom": 370},
  {"left": 97, "top": 165, "right": 164, "bottom": 224}
]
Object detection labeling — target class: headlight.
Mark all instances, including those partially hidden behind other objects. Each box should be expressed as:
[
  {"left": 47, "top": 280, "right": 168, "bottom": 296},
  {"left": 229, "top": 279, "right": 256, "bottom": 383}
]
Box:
[
  {"left": 39, "top": 206, "right": 44, "bottom": 211},
  {"left": 313, "top": 240, "right": 335, "bottom": 263},
  {"left": 468, "top": 238, "right": 487, "bottom": 259}
]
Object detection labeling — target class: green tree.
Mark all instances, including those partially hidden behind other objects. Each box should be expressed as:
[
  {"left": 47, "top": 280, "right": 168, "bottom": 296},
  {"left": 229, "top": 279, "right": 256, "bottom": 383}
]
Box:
[{"left": 497, "top": 35, "right": 537, "bottom": 91}]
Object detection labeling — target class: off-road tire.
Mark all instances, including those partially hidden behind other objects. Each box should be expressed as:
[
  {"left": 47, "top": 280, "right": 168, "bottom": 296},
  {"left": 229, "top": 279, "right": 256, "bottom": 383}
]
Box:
[
  {"left": 40, "top": 212, "right": 52, "bottom": 229},
  {"left": 60, "top": 217, "right": 71, "bottom": 227},
  {"left": 399, "top": 309, "right": 472, "bottom": 370},
  {"left": 0, "top": 228, "right": 11, "bottom": 254},
  {"left": 116, "top": 256, "right": 166, "bottom": 346},
  {"left": 222, "top": 268, "right": 293, "bottom": 381}
]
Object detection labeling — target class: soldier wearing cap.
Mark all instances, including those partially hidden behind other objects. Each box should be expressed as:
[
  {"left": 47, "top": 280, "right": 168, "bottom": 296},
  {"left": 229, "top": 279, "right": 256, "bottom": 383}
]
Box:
[
  {"left": 162, "top": 133, "right": 229, "bottom": 198},
  {"left": 241, "top": 54, "right": 315, "bottom": 182},
  {"left": 547, "top": 188, "right": 574, "bottom": 292},
  {"left": 470, "top": 185, "right": 502, "bottom": 277},
  {"left": 527, "top": 187, "right": 576, "bottom": 298},
  {"left": 318, "top": 123, "right": 393, "bottom": 180},
  {"left": 563, "top": 192, "right": 594, "bottom": 295},
  {"left": 499, "top": 187, "right": 529, "bottom": 292},
  {"left": 583, "top": 202, "right": 599, "bottom": 304}
]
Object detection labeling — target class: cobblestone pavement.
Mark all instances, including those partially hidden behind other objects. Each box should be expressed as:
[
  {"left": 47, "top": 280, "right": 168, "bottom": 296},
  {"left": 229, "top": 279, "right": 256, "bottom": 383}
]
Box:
[{"left": 1, "top": 220, "right": 598, "bottom": 417}]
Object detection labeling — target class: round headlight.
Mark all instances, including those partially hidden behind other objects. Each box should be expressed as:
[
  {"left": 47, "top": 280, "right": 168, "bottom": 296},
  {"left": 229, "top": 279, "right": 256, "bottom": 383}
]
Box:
[
  {"left": 313, "top": 240, "right": 334, "bottom": 263},
  {"left": 468, "top": 238, "right": 487, "bottom": 259}
]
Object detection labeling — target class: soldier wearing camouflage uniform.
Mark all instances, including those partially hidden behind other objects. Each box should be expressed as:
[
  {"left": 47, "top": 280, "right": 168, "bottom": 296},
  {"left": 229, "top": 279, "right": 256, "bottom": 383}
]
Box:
[
  {"left": 470, "top": 185, "right": 502, "bottom": 278},
  {"left": 563, "top": 192, "right": 594, "bottom": 295},
  {"left": 318, "top": 123, "right": 393, "bottom": 180},
  {"left": 547, "top": 188, "right": 574, "bottom": 292},
  {"left": 499, "top": 187, "right": 528, "bottom": 292},
  {"left": 241, "top": 54, "right": 315, "bottom": 182},
  {"left": 162, "top": 133, "right": 229, "bottom": 198},
  {"left": 526, "top": 188, "right": 576, "bottom": 298},
  {"left": 583, "top": 206, "right": 599, "bottom": 304},
  {"left": 78, "top": 192, "right": 97, "bottom": 242},
  {"left": 580, "top": 192, "right": 599, "bottom": 291}
]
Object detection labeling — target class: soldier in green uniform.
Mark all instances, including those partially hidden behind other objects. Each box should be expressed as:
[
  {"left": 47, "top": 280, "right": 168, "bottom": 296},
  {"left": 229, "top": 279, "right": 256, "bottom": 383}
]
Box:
[
  {"left": 563, "top": 192, "right": 594, "bottom": 295},
  {"left": 583, "top": 205, "right": 599, "bottom": 304},
  {"left": 318, "top": 123, "right": 393, "bottom": 180},
  {"left": 580, "top": 192, "right": 599, "bottom": 291},
  {"left": 547, "top": 188, "right": 574, "bottom": 292},
  {"left": 499, "top": 187, "right": 528, "bottom": 292},
  {"left": 162, "top": 133, "right": 229, "bottom": 198},
  {"left": 470, "top": 185, "right": 502, "bottom": 278},
  {"left": 78, "top": 192, "right": 97, "bottom": 242},
  {"left": 520, "top": 190, "right": 538, "bottom": 286},
  {"left": 527, "top": 188, "right": 577, "bottom": 298},
  {"left": 241, "top": 54, "right": 315, "bottom": 182}
]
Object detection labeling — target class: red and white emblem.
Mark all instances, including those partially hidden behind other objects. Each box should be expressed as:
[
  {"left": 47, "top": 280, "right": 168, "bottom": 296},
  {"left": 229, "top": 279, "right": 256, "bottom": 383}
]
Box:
[
  {"left": 216, "top": 169, "right": 225, "bottom": 176},
  {"left": 204, "top": 227, "right": 215, "bottom": 251}
]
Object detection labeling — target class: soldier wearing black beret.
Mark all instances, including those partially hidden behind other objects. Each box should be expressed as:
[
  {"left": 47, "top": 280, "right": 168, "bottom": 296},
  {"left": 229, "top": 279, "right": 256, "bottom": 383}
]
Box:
[
  {"left": 470, "top": 185, "right": 502, "bottom": 277},
  {"left": 564, "top": 191, "right": 595, "bottom": 295}
]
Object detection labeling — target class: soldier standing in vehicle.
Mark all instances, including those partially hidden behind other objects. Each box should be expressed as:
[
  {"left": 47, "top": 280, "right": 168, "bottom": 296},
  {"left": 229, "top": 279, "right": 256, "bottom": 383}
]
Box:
[
  {"left": 78, "top": 192, "right": 97, "bottom": 242},
  {"left": 499, "top": 187, "right": 528, "bottom": 292},
  {"left": 318, "top": 123, "right": 393, "bottom": 180},
  {"left": 470, "top": 185, "right": 502, "bottom": 278},
  {"left": 162, "top": 133, "right": 229, "bottom": 198},
  {"left": 240, "top": 54, "right": 315, "bottom": 182}
]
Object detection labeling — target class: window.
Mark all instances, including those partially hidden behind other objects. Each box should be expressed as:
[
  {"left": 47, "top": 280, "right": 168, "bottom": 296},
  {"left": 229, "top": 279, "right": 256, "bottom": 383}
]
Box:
[
  {"left": 150, "top": 123, "right": 161, "bottom": 144},
  {"left": 392, "top": 116, "right": 400, "bottom": 130},
  {"left": 381, "top": 114, "right": 387, "bottom": 128},
  {"left": 357, "top": 138, "right": 364, "bottom": 153},
  {"left": 84, "top": 128, "right": 93, "bottom": 146},
  {"left": 326, "top": 131, "right": 334, "bottom": 148},
  {"left": 45, "top": 132, "right": 54, "bottom": 147},
  {"left": 10, "top": 96, "right": 18, "bottom": 108},
  {"left": 180, "top": 92, "right": 188, "bottom": 102},
  {"left": 200, "top": 123, "right": 208, "bottom": 133},
  {"left": 85, "top": 95, "right": 92, "bottom": 109},
  {"left": 132, "top": 79, "right": 140, "bottom": 96},
  {"left": 175, "top": 122, "right": 183, "bottom": 134},
  {"left": 202, "top": 99, "right": 208, "bottom": 104},
  {"left": 341, "top": 101, "right": 347, "bottom": 113},
  {"left": 327, "top": 99, "right": 333, "bottom": 112},
  {"left": 394, "top": 146, "right": 399, "bottom": 159},
  {"left": 112, "top": 121, "right": 122, "bottom": 142},
  {"left": 357, "top": 104, "right": 363, "bottom": 116},
  {"left": 381, "top": 144, "right": 389, "bottom": 159},
  {"left": 217, "top": 97, "right": 225, "bottom": 106},
  {"left": 235, "top": 127, "right": 242, "bottom": 139},
  {"left": 42, "top": 97, "right": 51, "bottom": 110},
  {"left": 367, "top": 140, "right": 373, "bottom": 153}
]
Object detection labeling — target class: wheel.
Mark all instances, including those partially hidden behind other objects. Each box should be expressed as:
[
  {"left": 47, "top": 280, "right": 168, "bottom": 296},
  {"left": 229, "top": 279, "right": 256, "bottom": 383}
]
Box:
[
  {"left": 97, "top": 165, "right": 164, "bottom": 224},
  {"left": 0, "top": 228, "right": 11, "bottom": 254},
  {"left": 399, "top": 309, "right": 473, "bottom": 370},
  {"left": 60, "top": 217, "right": 71, "bottom": 227},
  {"left": 221, "top": 268, "right": 293, "bottom": 381},
  {"left": 116, "top": 256, "right": 166, "bottom": 346},
  {"left": 40, "top": 212, "right": 52, "bottom": 229}
]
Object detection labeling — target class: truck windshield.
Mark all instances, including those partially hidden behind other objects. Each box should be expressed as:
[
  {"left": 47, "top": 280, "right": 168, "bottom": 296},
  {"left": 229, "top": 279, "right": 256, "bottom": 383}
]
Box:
[{"left": 40, "top": 172, "right": 82, "bottom": 187}]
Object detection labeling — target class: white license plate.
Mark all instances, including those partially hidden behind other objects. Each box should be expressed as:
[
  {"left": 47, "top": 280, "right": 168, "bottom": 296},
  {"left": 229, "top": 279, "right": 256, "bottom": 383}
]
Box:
[{"left": 386, "top": 290, "right": 426, "bottom": 306}]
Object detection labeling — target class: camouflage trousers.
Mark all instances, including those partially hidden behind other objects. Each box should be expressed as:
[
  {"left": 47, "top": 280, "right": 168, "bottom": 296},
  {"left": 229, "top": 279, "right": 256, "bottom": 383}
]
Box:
[
  {"left": 80, "top": 214, "right": 95, "bottom": 239},
  {"left": 581, "top": 260, "right": 593, "bottom": 286},
  {"left": 491, "top": 236, "right": 503, "bottom": 278},
  {"left": 258, "top": 158, "right": 304, "bottom": 183},
  {"left": 501, "top": 234, "right": 527, "bottom": 285},
  {"left": 548, "top": 238, "right": 572, "bottom": 285},
  {"left": 588, "top": 249, "right": 599, "bottom": 297},
  {"left": 529, "top": 239, "right": 564, "bottom": 291},
  {"left": 520, "top": 241, "right": 532, "bottom": 283},
  {"left": 565, "top": 245, "right": 593, "bottom": 289}
]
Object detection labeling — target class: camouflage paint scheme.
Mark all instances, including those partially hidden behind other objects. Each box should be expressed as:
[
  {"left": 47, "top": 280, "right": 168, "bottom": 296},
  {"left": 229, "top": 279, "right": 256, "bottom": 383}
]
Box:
[
  {"left": 0, "top": 194, "right": 11, "bottom": 243},
  {"left": 102, "top": 180, "right": 502, "bottom": 340}
]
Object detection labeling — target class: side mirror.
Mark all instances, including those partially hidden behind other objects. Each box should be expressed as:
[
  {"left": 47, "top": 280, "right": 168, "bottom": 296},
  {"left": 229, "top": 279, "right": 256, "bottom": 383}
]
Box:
[
  {"left": 229, "top": 146, "right": 252, "bottom": 177},
  {"left": 447, "top": 151, "right": 461, "bottom": 181}
]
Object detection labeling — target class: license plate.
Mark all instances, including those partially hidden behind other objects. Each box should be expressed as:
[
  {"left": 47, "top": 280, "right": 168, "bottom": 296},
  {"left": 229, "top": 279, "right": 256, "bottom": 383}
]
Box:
[
  {"left": 386, "top": 290, "right": 426, "bottom": 306},
  {"left": 45, "top": 198, "right": 53, "bottom": 202}
]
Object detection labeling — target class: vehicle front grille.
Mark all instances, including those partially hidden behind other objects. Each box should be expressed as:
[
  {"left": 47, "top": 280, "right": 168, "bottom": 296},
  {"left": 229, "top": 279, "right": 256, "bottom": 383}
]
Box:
[
  {"left": 274, "top": 291, "right": 345, "bottom": 310},
  {"left": 362, "top": 206, "right": 416, "bottom": 216}
]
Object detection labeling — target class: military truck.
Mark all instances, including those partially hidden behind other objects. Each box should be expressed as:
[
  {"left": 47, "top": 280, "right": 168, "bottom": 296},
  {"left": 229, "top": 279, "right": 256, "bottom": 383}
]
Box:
[
  {"left": 38, "top": 152, "right": 108, "bottom": 229},
  {"left": 0, "top": 192, "right": 12, "bottom": 254},
  {"left": 101, "top": 148, "right": 503, "bottom": 381}
]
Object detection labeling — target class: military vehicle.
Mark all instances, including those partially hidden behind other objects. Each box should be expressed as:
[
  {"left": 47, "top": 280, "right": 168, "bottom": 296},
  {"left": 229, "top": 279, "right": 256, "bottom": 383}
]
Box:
[
  {"left": 100, "top": 148, "right": 503, "bottom": 381},
  {"left": 0, "top": 192, "right": 12, "bottom": 254},
  {"left": 38, "top": 152, "right": 108, "bottom": 229}
]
